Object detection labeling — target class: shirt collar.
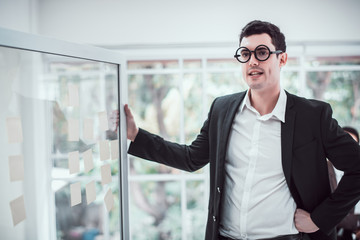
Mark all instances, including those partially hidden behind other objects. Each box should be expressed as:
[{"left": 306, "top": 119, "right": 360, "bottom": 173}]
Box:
[{"left": 240, "top": 88, "right": 287, "bottom": 123}]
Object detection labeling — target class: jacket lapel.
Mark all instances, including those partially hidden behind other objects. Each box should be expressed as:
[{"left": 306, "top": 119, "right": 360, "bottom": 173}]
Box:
[
  {"left": 281, "top": 92, "right": 296, "bottom": 188},
  {"left": 218, "top": 91, "right": 246, "bottom": 163}
]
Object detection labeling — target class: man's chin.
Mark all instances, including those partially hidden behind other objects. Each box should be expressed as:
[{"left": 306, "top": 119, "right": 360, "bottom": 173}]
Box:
[{"left": 247, "top": 83, "right": 263, "bottom": 90}]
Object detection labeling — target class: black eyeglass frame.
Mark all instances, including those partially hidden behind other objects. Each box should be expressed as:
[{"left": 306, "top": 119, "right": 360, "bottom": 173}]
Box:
[{"left": 234, "top": 44, "right": 283, "bottom": 63}]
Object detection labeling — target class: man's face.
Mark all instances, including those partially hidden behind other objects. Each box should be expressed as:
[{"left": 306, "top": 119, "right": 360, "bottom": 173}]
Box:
[{"left": 240, "top": 33, "right": 287, "bottom": 93}]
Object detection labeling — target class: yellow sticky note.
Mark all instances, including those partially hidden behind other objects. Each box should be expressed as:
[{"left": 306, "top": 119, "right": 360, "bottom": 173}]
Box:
[
  {"left": 68, "top": 84, "right": 79, "bottom": 107},
  {"left": 101, "top": 164, "right": 112, "bottom": 186},
  {"left": 68, "top": 119, "right": 79, "bottom": 141},
  {"left": 104, "top": 188, "right": 114, "bottom": 212},
  {"left": 70, "top": 182, "right": 81, "bottom": 207},
  {"left": 8, "top": 155, "right": 24, "bottom": 182},
  {"left": 98, "top": 111, "right": 109, "bottom": 131},
  {"left": 6, "top": 117, "right": 23, "bottom": 143},
  {"left": 86, "top": 181, "right": 96, "bottom": 205},
  {"left": 83, "top": 118, "right": 94, "bottom": 140},
  {"left": 99, "top": 140, "right": 110, "bottom": 161},
  {"left": 9, "top": 195, "right": 26, "bottom": 226},
  {"left": 68, "top": 151, "right": 80, "bottom": 174},
  {"left": 110, "top": 140, "right": 119, "bottom": 160},
  {"left": 83, "top": 149, "right": 94, "bottom": 173}
]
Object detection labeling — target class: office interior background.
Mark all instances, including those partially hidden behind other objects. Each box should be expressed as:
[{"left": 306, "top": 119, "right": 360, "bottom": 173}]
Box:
[{"left": 1, "top": 0, "right": 360, "bottom": 239}]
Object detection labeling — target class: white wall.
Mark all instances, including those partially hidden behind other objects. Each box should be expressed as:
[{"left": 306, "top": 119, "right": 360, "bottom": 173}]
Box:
[
  {"left": 0, "top": 0, "right": 38, "bottom": 33},
  {"left": 1, "top": 0, "right": 360, "bottom": 47}
]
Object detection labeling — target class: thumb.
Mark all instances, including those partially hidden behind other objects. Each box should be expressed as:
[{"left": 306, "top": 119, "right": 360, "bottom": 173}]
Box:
[{"left": 124, "top": 104, "right": 133, "bottom": 118}]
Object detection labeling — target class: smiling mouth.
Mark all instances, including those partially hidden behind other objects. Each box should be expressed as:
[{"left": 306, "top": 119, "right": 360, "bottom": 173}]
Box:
[{"left": 249, "top": 72, "right": 263, "bottom": 76}]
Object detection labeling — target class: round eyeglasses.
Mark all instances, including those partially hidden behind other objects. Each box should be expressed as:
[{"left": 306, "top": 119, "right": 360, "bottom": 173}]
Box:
[{"left": 234, "top": 45, "right": 283, "bottom": 63}]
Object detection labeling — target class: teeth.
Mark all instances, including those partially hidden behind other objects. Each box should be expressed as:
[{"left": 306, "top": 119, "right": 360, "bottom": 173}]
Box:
[{"left": 250, "top": 72, "right": 262, "bottom": 76}]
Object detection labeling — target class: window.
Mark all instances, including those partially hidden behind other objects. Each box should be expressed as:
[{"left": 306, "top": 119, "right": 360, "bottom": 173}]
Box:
[{"left": 304, "top": 56, "right": 360, "bottom": 127}]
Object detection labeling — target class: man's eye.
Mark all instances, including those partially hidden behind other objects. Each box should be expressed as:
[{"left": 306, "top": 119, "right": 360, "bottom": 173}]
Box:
[
  {"left": 241, "top": 52, "right": 249, "bottom": 57},
  {"left": 258, "top": 50, "right": 267, "bottom": 56},
  {"left": 256, "top": 48, "right": 269, "bottom": 56}
]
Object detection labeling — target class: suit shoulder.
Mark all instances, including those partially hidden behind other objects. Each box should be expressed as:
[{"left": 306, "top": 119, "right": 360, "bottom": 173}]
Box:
[
  {"left": 212, "top": 91, "right": 246, "bottom": 106},
  {"left": 287, "top": 92, "right": 331, "bottom": 111},
  {"left": 206, "top": 91, "right": 245, "bottom": 119}
]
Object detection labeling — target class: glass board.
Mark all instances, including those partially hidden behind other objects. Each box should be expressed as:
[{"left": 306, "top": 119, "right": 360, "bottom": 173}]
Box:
[{"left": 0, "top": 28, "right": 128, "bottom": 240}]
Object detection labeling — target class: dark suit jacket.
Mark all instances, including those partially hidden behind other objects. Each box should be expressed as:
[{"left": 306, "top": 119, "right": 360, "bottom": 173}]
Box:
[
  {"left": 328, "top": 161, "right": 359, "bottom": 233},
  {"left": 128, "top": 91, "right": 360, "bottom": 240}
]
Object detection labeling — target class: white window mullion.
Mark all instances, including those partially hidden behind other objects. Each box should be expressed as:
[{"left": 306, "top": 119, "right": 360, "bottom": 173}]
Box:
[
  {"left": 299, "top": 45, "right": 307, "bottom": 97},
  {"left": 202, "top": 57, "right": 210, "bottom": 210},
  {"left": 178, "top": 58, "right": 188, "bottom": 240},
  {"left": 181, "top": 179, "right": 187, "bottom": 240}
]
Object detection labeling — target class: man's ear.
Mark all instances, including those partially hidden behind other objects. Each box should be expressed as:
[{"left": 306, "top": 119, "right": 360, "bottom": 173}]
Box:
[{"left": 279, "top": 52, "right": 288, "bottom": 67}]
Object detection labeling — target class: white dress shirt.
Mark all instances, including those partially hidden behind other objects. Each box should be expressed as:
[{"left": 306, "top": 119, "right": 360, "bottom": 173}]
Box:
[{"left": 219, "top": 89, "right": 298, "bottom": 240}]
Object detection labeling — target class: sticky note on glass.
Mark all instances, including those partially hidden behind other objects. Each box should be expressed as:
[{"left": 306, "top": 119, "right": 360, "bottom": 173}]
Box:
[
  {"left": 68, "top": 119, "right": 79, "bottom": 141},
  {"left": 68, "top": 84, "right": 79, "bottom": 107},
  {"left": 86, "top": 180, "right": 96, "bottom": 205},
  {"left": 83, "top": 118, "right": 94, "bottom": 140},
  {"left": 70, "top": 182, "right": 81, "bottom": 207},
  {"left": 8, "top": 155, "right": 24, "bottom": 182},
  {"left": 9, "top": 195, "right": 26, "bottom": 226},
  {"left": 101, "top": 164, "right": 112, "bottom": 185},
  {"left": 83, "top": 149, "right": 94, "bottom": 173},
  {"left": 68, "top": 151, "right": 80, "bottom": 174},
  {"left": 99, "top": 140, "right": 110, "bottom": 161},
  {"left": 104, "top": 188, "right": 114, "bottom": 212},
  {"left": 6, "top": 117, "right": 23, "bottom": 143},
  {"left": 110, "top": 140, "right": 119, "bottom": 160},
  {"left": 98, "top": 111, "right": 109, "bottom": 131}
]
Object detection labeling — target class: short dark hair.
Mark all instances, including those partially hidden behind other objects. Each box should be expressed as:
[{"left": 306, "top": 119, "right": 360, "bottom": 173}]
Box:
[
  {"left": 239, "top": 20, "right": 286, "bottom": 52},
  {"left": 343, "top": 126, "right": 359, "bottom": 143}
]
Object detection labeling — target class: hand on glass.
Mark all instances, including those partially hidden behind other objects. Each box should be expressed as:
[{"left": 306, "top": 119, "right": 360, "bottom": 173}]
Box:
[
  {"left": 294, "top": 208, "right": 319, "bottom": 233},
  {"left": 124, "top": 104, "right": 139, "bottom": 141}
]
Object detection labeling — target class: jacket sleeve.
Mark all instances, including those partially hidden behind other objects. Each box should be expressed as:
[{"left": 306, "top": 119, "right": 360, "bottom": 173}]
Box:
[
  {"left": 127, "top": 100, "right": 217, "bottom": 172},
  {"left": 311, "top": 103, "right": 360, "bottom": 234}
]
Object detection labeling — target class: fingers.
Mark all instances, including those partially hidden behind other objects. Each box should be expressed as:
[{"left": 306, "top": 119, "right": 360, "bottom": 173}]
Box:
[
  {"left": 295, "top": 208, "right": 305, "bottom": 216},
  {"left": 124, "top": 104, "right": 133, "bottom": 118},
  {"left": 294, "top": 208, "right": 319, "bottom": 233},
  {"left": 124, "top": 104, "right": 139, "bottom": 141},
  {"left": 294, "top": 209, "right": 305, "bottom": 231}
]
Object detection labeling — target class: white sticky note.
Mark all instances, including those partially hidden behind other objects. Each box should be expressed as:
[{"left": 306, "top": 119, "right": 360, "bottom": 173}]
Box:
[
  {"left": 86, "top": 181, "right": 96, "bottom": 205},
  {"left": 70, "top": 182, "right": 81, "bottom": 207},
  {"left": 83, "top": 149, "right": 94, "bottom": 173},
  {"left": 110, "top": 140, "right": 119, "bottom": 160},
  {"left": 68, "top": 84, "right": 79, "bottom": 107},
  {"left": 68, "top": 151, "right": 80, "bottom": 174},
  {"left": 8, "top": 155, "right": 24, "bottom": 182},
  {"left": 99, "top": 140, "right": 110, "bottom": 161},
  {"left": 101, "top": 164, "right": 112, "bottom": 185},
  {"left": 9, "top": 195, "right": 26, "bottom": 226},
  {"left": 6, "top": 117, "right": 23, "bottom": 143},
  {"left": 83, "top": 118, "right": 94, "bottom": 140},
  {"left": 68, "top": 119, "right": 79, "bottom": 141},
  {"left": 104, "top": 188, "right": 114, "bottom": 212},
  {"left": 98, "top": 111, "right": 109, "bottom": 131}
]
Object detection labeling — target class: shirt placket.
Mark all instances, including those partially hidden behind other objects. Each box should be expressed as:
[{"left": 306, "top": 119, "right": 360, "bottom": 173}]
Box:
[{"left": 239, "top": 117, "right": 261, "bottom": 240}]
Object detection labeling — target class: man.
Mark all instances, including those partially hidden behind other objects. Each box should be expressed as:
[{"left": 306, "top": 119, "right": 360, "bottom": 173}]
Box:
[{"left": 124, "top": 20, "right": 360, "bottom": 240}]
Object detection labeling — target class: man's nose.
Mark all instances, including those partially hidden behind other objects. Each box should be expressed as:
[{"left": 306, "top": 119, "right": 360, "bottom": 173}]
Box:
[{"left": 248, "top": 52, "right": 259, "bottom": 66}]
